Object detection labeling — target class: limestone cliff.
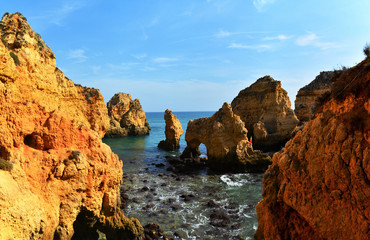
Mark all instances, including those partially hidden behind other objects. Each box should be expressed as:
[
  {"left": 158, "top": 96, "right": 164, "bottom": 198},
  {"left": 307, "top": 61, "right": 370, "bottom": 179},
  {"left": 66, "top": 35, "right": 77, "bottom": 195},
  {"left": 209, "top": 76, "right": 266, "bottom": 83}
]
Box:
[
  {"left": 255, "top": 60, "right": 370, "bottom": 239},
  {"left": 231, "top": 76, "right": 299, "bottom": 152},
  {"left": 181, "top": 103, "right": 271, "bottom": 172},
  {"left": 105, "top": 93, "right": 150, "bottom": 138},
  {"left": 158, "top": 109, "right": 183, "bottom": 151},
  {"left": 0, "top": 12, "right": 143, "bottom": 239},
  {"left": 295, "top": 71, "right": 334, "bottom": 122}
]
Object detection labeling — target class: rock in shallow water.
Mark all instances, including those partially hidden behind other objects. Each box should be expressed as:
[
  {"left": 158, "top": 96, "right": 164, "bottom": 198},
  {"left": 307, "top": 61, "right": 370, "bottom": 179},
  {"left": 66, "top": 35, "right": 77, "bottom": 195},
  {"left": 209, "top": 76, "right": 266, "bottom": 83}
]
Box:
[{"left": 181, "top": 103, "right": 272, "bottom": 173}]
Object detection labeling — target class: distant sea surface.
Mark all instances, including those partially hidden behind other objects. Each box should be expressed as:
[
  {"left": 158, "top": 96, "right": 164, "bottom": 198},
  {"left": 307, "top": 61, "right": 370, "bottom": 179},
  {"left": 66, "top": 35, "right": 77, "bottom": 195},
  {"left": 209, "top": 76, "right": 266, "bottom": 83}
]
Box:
[{"left": 103, "top": 112, "right": 263, "bottom": 240}]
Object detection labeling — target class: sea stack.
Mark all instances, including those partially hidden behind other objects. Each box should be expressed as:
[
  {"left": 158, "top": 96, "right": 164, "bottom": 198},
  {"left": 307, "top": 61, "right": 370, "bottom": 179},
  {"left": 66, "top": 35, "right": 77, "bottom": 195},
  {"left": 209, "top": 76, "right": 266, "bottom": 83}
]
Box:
[
  {"left": 0, "top": 13, "right": 143, "bottom": 239},
  {"left": 231, "top": 76, "right": 299, "bottom": 152},
  {"left": 295, "top": 71, "right": 334, "bottom": 122},
  {"left": 105, "top": 92, "right": 150, "bottom": 137},
  {"left": 158, "top": 109, "right": 183, "bottom": 151},
  {"left": 255, "top": 59, "right": 370, "bottom": 239},
  {"left": 181, "top": 103, "right": 271, "bottom": 172}
]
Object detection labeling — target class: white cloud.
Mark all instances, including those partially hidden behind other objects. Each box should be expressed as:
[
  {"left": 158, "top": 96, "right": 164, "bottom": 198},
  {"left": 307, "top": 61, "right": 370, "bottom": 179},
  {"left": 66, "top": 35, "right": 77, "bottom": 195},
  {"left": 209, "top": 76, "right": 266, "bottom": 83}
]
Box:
[
  {"left": 132, "top": 53, "right": 147, "bottom": 60},
  {"left": 253, "top": 0, "right": 275, "bottom": 11},
  {"left": 107, "top": 62, "right": 140, "bottom": 71},
  {"left": 227, "top": 43, "right": 271, "bottom": 51},
  {"left": 153, "top": 57, "right": 179, "bottom": 63},
  {"left": 215, "top": 29, "right": 231, "bottom": 38},
  {"left": 67, "top": 49, "right": 88, "bottom": 62},
  {"left": 263, "top": 34, "right": 292, "bottom": 41},
  {"left": 296, "top": 33, "right": 339, "bottom": 50}
]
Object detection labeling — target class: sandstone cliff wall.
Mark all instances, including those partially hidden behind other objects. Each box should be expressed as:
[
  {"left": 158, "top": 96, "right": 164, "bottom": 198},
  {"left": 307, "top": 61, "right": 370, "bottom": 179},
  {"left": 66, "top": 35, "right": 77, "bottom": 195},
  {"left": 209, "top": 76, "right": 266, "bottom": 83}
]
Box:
[
  {"left": 231, "top": 76, "right": 299, "bottom": 152},
  {"left": 295, "top": 71, "right": 334, "bottom": 122},
  {"left": 255, "top": 60, "right": 370, "bottom": 240},
  {"left": 0, "top": 13, "right": 143, "bottom": 239}
]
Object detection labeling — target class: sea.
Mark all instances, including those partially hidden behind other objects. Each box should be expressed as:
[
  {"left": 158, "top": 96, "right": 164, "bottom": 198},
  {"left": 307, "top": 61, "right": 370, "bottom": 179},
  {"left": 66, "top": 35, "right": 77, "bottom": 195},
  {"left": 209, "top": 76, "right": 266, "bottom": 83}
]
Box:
[{"left": 103, "top": 112, "right": 263, "bottom": 240}]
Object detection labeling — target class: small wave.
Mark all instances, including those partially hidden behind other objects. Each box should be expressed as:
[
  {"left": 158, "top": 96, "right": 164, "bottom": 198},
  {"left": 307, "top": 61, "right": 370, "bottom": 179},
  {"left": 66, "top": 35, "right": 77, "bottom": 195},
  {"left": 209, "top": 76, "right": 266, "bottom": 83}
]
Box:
[{"left": 220, "top": 174, "right": 250, "bottom": 187}]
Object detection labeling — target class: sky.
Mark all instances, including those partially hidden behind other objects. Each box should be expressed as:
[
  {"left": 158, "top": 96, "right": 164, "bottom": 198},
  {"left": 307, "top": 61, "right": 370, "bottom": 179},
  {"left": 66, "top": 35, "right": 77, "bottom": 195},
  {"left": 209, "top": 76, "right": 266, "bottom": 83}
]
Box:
[{"left": 2, "top": 0, "right": 370, "bottom": 112}]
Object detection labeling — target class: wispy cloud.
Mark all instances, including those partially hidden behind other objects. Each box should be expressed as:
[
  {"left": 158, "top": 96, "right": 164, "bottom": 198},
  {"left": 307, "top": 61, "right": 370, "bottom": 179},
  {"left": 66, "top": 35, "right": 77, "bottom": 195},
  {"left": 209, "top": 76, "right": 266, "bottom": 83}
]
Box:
[
  {"left": 132, "top": 53, "right": 147, "bottom": 60},
  {"left": 263, "top": 34, "right": 292, "bottom": 41},
  {"left": 253, "top": 0, "right": 276, "bottom": 12},
  {"left": 107, "top": 62, "right": 140, "bottom": 71},
  {"left": 227, "top": 43, "right": 271, "bottom": 51},
  {"left": 214, "top": 29, "right": 231, "bottom": 38},
  {"left": 32, "top": 1, "right": 86, "bottom": 26},
  {"left": 153, "top": 57, "right": 179, "bottom": 63},
  {"left": 296, "top": 33, "right": 339, "bottom": 50},
  {"left": 67, "top": 49, "right": 88, "bottom": 62}
]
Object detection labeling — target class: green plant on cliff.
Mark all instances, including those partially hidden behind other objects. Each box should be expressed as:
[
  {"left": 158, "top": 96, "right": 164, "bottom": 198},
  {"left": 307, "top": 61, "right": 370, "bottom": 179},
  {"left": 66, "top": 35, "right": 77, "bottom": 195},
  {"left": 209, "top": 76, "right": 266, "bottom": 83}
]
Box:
[
  {"left": 364, "top": 43, "right": 370, "bottom": 58},
  {"left": 0, "top": 158, "right": 13, "bottom": 171},
  {"left": 9, "top": 52, "right": 20, "bottom": 66}
]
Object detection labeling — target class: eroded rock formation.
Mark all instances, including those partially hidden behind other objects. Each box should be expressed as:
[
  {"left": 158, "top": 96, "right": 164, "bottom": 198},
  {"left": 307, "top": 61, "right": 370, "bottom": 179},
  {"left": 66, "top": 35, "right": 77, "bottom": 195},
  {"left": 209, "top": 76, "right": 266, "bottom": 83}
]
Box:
[
  {"left": 0, "top": 13, "right": 143, "bottom": 239},
  {"left": 255, "top": 60, "right": 370, "bottom": 240},
  {"left": 295, "top": 71, "right": 334, "bottom": 122},
  {"left": 158, "top": 109, "right": 183, "bottom": 151},
  {"left": 105, "top": 93, "right": 150, "bottom": 137},
  {"left": 231, "top": 76, "right": 299, "bottom": 152},
  {"left": 181, "top": 103, "right": 271, "bottom": 172}
]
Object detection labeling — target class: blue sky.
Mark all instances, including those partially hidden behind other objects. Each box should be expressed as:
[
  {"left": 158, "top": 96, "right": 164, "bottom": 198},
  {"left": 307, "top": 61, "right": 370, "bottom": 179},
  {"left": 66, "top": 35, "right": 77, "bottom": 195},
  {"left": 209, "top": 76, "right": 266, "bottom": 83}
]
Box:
[{"left": 3, "top": 0, "right": 370, "bottom": 111}]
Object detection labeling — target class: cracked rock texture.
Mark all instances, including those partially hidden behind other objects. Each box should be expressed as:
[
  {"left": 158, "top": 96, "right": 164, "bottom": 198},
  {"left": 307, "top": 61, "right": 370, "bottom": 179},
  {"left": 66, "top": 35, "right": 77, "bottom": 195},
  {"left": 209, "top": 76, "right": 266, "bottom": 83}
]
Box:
[
  {"left": 255, "top": 60, "right": 370, "bottom": 240},
  {"left": 0, "top": 12, "right": 143, "bottom": 240}
]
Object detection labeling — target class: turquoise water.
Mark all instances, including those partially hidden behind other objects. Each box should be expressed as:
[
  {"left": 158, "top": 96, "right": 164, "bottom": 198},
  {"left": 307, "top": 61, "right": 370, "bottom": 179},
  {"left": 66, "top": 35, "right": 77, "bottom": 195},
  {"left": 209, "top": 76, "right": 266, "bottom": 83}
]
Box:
[{"left": 103, "top": 112, "right": 263, "bottom": 240}]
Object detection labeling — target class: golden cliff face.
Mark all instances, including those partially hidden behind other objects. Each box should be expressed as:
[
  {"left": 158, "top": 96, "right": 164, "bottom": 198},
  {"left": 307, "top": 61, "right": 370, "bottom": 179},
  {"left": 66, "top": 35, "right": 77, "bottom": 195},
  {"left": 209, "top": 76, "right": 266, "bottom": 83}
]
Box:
[
  {"left": 0, "top": 13, "right": 143, "bottom": 239},
  {"left": 255, "top": 60, "right": 370, "bottom": 240},
  {"left": 231, "top": 76, "right": 299, "bottom": 152}
]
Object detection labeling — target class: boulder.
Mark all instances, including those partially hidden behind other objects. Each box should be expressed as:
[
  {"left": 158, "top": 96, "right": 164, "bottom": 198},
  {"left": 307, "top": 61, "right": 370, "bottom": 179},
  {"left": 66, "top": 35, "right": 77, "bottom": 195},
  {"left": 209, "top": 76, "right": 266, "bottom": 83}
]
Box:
[
  {"left": 295, "top": 71, "right": 334, "bottom": 122},
  {"left": 0, "top": 13, "right": 143, "bottom": 240},
  {"left": 181, "top": 103, "right": 271, "bottom": 172},
  {"left": 231, "top": 75, "right": 299, "bottom": 152},
  {"left": 255, "top": 60, "right": 370, "bottom": 240},
  {"left": 158, "top": 109, "right": 184, "bottom": 151},
  {"left": 105, "top": 93, "right": 150, "bottom": 137}
]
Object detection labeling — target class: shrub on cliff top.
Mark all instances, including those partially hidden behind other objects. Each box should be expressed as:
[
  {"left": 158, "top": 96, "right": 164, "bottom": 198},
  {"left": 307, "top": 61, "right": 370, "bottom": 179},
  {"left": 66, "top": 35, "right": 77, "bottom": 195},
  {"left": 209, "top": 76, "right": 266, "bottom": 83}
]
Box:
[
  {"left": 0, "top": 158, "right": 13, "bottom": 171},
  {"left": 364, "top": 43, "right": 370, "bottom": 59}
]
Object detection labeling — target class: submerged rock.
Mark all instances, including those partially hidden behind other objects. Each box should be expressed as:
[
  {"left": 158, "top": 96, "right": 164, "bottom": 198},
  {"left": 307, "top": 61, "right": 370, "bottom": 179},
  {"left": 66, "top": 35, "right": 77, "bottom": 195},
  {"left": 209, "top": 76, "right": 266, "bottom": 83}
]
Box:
[
  {"left": 158, "top": 109, "right": 184, "bottom": 151},
  {"left": 105, "top": 92, "right": 150, "bottom": 137},
  {"left": 255, "top": 59, "right": 370, "bottom": 240},
  {"left": 181, "top": 103, "right": 271, "bottom": 172},
  {"left": 0, "top": 12, "right": 143, "bottom": 239},
  {"left": 295, "top": 71, "right": 334, "bottom": 122},
  {"left": 231, "top": 76, "right": 299, "bottom": 152}
]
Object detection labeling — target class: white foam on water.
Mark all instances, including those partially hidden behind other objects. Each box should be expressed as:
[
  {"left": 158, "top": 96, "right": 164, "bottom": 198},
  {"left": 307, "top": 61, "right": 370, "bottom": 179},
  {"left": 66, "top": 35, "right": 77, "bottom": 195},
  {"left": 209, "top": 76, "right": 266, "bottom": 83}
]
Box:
[
  {"left": 253, "top": 224, "right": 258, "bottom": 230},
  {"left": 220, "top": 175, "right": 243, "bottom": 187}
]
